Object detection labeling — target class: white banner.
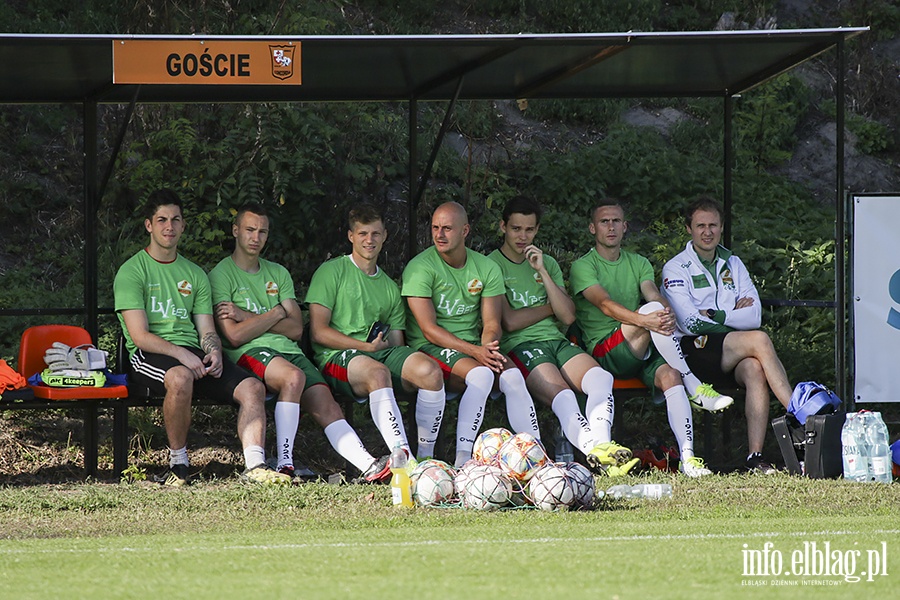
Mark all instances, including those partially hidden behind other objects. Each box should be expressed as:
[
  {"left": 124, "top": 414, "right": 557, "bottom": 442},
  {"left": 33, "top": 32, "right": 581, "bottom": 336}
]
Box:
[{"left": 853, "top": 194, "right": 900, "bottom": 402}]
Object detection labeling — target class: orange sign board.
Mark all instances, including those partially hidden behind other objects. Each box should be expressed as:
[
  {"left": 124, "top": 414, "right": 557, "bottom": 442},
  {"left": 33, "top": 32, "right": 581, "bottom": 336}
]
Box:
[{"left": 113, "top": 40, "right": 301, "bottom": 85}]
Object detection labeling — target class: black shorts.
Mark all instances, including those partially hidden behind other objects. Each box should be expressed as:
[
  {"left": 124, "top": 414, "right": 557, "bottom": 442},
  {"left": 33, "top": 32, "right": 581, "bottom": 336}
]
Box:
[
  {"left": 129, "top": 346, "right": 253, "bottom": 402},
  {"left": 678, "top": 333, "right": 738, "bottom": 389}
]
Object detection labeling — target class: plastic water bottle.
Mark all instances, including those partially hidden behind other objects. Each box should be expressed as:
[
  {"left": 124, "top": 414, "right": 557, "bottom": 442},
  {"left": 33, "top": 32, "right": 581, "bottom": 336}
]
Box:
[
  {"left": 630, "top": 483, "right": 673, "bottom": 499},
  {"left": 605, "top": 484, "right": 633, "bottom": 499},
  {"left": 842, "top": 413, "right": 869, "bottom": 482},
  {"left": 606, "top": 483, "right": 672, "bottom": 499},
  {"left": 389, "top": 446, "right": 413, "bottom": 507},
  {"left": 865, "top": 412, "right": 892, "bottom": 484},
  {"left": 553, "top": 424, "right": 574, "bottom": 463}
]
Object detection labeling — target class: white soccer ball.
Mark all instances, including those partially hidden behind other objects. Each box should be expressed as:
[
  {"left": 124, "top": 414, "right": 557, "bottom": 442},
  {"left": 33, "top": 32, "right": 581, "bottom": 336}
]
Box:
[
  {"left": 564, "top": 462, "right": 596, "bottom": 509},
  {"left": 473, "top": 427, "right": 513, "bottom": 465},
  {"left": 410, "top": 459, "right": 457, "bottom": 507},
  {"left": 527, "top": 462, "right": 579, "bottom": 511},
  {"left": 497, "top": 432, "right": 549, "bottom": 482},
  {"left": 459, "top": 464, "right": 513, "bottom": 510}
]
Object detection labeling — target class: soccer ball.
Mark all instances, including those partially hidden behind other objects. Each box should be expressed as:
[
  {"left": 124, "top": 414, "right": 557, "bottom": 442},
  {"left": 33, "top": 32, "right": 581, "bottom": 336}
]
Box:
[
  {"left": 410, "top": 460, "right": 457, "bottom": 507},
  {"left": 497, "top": 432, "right": 548, "bottom": 482},
  {"left": 473, "top": 427, "right": 513, "bottom": 465},
  {"left": 527, "top": 462, "right": 580, "bottom": 511},
  {"left": 564, "top": 462, "right": 596, "bottom": 509},
  {"left": 459, "top": 464, "right": 513, "bottom": 510}
]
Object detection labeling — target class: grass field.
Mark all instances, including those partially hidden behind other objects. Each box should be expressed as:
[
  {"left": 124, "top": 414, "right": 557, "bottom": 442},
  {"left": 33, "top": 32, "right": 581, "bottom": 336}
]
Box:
[{"left": 1, "top": 472, "right": 897, "bottom": 599}]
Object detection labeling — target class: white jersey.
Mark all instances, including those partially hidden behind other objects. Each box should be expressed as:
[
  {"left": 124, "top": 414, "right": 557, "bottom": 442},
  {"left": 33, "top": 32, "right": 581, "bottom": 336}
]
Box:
[{"left": 660, "top": 241, "right": 761, "bottom": 338}]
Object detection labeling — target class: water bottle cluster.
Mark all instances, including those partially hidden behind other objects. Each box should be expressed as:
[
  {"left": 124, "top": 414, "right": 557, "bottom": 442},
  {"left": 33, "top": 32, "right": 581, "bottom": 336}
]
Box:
[{"left": 841, "top": 411, "right": 892, "bottom": 483}]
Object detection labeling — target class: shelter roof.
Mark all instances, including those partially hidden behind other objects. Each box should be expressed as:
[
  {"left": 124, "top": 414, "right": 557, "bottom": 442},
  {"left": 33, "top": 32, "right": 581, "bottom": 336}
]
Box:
[{"left": 0, "top": 28, "right": 867, "bottom": 104}]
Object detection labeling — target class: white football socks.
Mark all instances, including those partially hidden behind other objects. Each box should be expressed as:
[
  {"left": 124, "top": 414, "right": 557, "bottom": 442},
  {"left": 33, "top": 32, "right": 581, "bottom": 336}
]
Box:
[
  {"left": 499, "top": 368, "right": 540, "bottom": 439},
  {"left": 582, "top": 366, "right": 615, "bottom": 443},
  {"left": 663, "top": 385, "right": 695, "bottom": 459},
  {"left": 415, "top": 387, "right": 446, "bottom": 459},
  {"left": 324, "top": 419, "right": 376, "bottom": 473},
  {"left": 274, "top": 401, "right": 300, "bottom": 470},
  {"left": 455, "top": 366, "right": 492, "bottom": 467},
  {"left": 551, "top": 389, "right": 595, "bottom": 453},
  {"left": 640, "top": 301, "right": 701, "bottom": 397},
  {"left": 369, "top": 387, "right": 410, "bottom": 453}
]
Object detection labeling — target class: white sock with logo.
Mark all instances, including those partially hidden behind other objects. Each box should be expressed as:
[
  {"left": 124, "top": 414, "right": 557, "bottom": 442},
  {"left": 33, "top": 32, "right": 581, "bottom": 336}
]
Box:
[
  {"left": 663, "top": 385, "right": 694, "bottom": 459},
  {"left": 369, "top": 387, "right": 410, "bottom": 453},
  {"left": 640, "top": 301, "right": 701, "bottom": 397},
  {"left": 455, "top": 366, "right": 492, "bottom": 467},
  {"left": 551, "top": 389, "right": 595, "bottom": 453},
  {"left": 415, "top": 387, "right": 446, "bottom": 459},
  {"left": 499, "top": 369, "right": 540, "bottom": 439},
  {"left": 582, "top": 366, "right": 615, "bottom": 443},
  {"left": 274, "top": 401, "right": 300, "bottom": 470},
  {"left": 324, "top": 419, "right": 376, "bottom": 473}
]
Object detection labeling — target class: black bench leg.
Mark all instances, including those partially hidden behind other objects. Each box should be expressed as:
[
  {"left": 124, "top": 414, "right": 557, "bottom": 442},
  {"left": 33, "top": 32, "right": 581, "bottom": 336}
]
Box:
[
  {"left": 113, "top": 402, "right": 129, "bottom": 477},
  {"left": 84, "top": 402, "right": 99, "bottom": 479}
]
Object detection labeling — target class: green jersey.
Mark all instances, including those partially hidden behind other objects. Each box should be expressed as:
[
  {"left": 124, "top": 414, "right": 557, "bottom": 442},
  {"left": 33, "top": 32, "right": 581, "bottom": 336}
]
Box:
[
  {"left": 305, "top": 255, "right": 406, "bottom": 366},
  {"left": 208, "top": 256, "right": 302, "bottom": 363},
  {"left": 487, "top": 248, "right": 566, "bottom": 352},
  {"left": 114, "top": 250, "right": 212, "bottom": 358},
  {"left": 570, "top": 248, "right": 655, "bottom": 346},
  {"left": 401, "top": 246, "right": 505, "bottom": 349}
]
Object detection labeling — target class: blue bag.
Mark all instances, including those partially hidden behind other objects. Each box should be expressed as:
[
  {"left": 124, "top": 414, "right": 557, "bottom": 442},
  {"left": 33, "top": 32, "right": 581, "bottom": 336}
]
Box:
[{"left": 787, "top": 381, "right": 841, "bottom": 425}]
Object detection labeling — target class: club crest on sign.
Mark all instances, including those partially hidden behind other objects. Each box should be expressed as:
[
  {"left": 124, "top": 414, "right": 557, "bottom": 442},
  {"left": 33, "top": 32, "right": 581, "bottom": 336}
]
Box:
[{"left": 269, "top": 45, "right": 295, "bottom": 80}]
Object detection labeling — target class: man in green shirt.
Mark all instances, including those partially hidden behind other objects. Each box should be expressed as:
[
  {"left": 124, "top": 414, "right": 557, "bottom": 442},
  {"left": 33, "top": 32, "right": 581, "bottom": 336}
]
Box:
[
  {"left": 570, "top": 198, "right": 733, "bottom": 477},
  {"left": 209, "top": 204, "right": 391, "bottom": 484},
  {"left": 402, "top": 202, "right": 540, "bottom": 468},
  {"left": 307, "top": 204, "right": 446, "bottom": 462},
  {"left": 114, "top": 189, "right": 289, "bottom": 486},
  {"left": 488, "top": 196, "right": 639, "bottom": 476}
]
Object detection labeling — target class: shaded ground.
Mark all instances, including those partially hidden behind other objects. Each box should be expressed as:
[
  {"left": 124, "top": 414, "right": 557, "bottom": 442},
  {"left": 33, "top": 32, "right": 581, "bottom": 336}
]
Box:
[{"left": 3, "top": 396, "right": 897, "bottom": 486}]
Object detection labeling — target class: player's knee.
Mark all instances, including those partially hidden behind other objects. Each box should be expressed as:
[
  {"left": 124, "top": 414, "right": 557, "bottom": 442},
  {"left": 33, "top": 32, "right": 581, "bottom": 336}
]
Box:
[
  {"left": 409, "top": 355, "right": 443, "bottom": 390},
  {"left": 465, "top": 365, "right": 494, "bottom": 390},
  {"left": 638, "top": 301, "right": 664, "bottom": 315},
  {"left": 164, "top": 367, "right": 193, "bottom": 395},
  {"left": 656, "top": 364, "right": 681, "bottom": 388},
  {"left": 583, "top": 366, "right": 614, "bottom": 392},
  {"left": 234, "top": 376, "right": 266, "bottom": 406},
  {"left": 283, "top": 369, "right": 306, "bottom": 397}
]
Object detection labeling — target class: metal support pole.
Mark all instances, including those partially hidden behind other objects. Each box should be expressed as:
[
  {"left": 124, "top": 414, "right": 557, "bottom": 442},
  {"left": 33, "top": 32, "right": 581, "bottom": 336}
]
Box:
[
  {"left": 723, "top": 94, "right": 734, "bottom": 248},
  {"left": 412, "top": 77, "right": 464, "bottom": 213},
  {"left": 83, "top": 101, "right": 99, "bottom": 341},
  {"left": 835, "top": 37, "right": 847, "bottom": 402},
  {"left": 408, "top": 98, "right": 418, "bottom": 262}
]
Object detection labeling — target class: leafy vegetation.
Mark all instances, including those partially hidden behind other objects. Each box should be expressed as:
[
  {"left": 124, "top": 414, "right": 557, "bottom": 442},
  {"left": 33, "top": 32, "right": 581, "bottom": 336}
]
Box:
[{"left": 1, "top": 1, "right": 897, "bottom": 394}]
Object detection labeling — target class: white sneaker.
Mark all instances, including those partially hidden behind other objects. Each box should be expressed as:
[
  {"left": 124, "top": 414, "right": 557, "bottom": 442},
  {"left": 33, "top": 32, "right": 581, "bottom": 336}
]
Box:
[
  {"left": 679, "top": 456, "right": 713, "bottom": 477},
  {"left": 689, "top": 383, "right": 734, "bottom": 412}
]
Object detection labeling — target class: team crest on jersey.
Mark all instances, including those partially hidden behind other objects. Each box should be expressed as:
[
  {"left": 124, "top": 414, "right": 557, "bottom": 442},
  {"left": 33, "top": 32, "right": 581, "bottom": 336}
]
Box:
[
  {"left": 466, "top": 278, "right": 484, "bottom": 294},
  {"left": 265, "top": 281, "right": 279, "bottom": 296},
  {"left": 693, "top": 335, "right": 709, "bottom": 349},
  {"left": 722, "top": 268, "right": 734, "bottom": 290},
  {"left": 533, "top": 272, "right": 544, "bottom": 285},
  {"left": 176, "top": 280, "right": 192, "bottom": 297}
]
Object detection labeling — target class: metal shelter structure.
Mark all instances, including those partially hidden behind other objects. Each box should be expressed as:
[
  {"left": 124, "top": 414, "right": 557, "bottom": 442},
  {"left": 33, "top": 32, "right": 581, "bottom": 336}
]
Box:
[{"left": 0, "top": 28, "right": 868, "bottom": 398}]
